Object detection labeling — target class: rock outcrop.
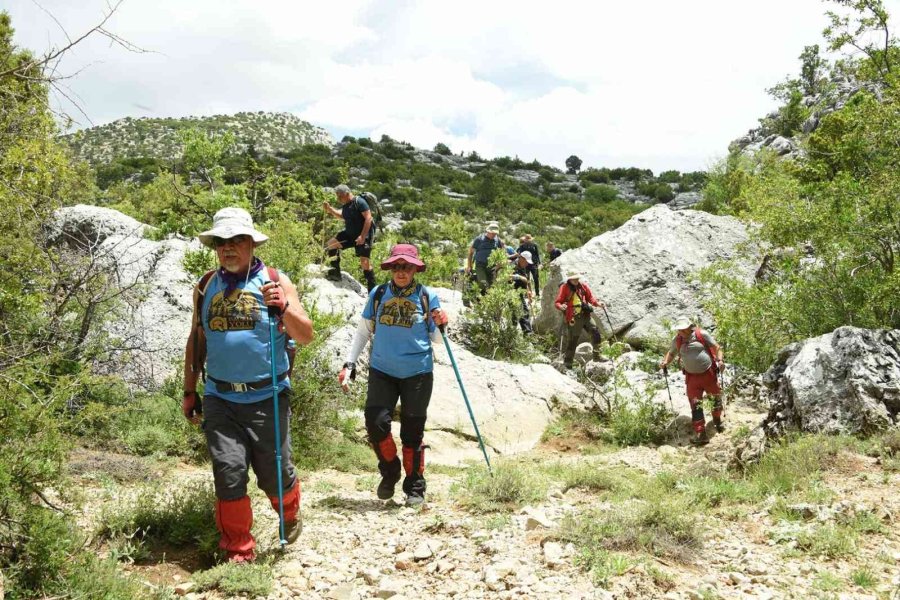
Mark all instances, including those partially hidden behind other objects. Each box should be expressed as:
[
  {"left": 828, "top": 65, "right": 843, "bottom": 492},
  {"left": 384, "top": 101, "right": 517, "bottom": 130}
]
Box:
[
  {"left": 735, "top": 327, "right": 900, "bottom": 465},
  {"left": 534, "top": 204, "right": 753, "bottom": 348},
  {"left": 763, "top": 327, "right": 900, "bottom": 435}
]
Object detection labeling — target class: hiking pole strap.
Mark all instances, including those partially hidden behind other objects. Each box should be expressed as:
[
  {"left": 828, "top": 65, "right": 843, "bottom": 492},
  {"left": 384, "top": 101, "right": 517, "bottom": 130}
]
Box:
[{"left": 438, "top": 325, "right": 492, "bottom": 473}]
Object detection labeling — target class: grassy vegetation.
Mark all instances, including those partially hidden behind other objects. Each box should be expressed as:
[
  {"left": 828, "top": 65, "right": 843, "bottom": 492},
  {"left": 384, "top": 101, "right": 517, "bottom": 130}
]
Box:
[
  {"left": 455, "top": 461, "right": 549, "bottom": 513},
  {"left": 192, "top": 562, "right": 273, "bottom": 597},
  {"left": 97, "top": 482, "right": 220, "bottom": 564}
]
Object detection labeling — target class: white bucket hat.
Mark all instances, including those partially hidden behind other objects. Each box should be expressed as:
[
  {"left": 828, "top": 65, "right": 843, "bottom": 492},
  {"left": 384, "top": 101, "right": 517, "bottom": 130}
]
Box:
[
  {"left": 485, "top": 221, "right": 500, "bottom": 233},
  {"left": 519, "top": 250, "right": 533, "bottom": 264},
  {"left": 673, "top": 316, "right": 693, "bottom": 331},
  {"left": 564, "top": 270, "right": 581, "bottom": 281},
  {"left": 198, "top": 207, "right": 268, "bottom": 249}
]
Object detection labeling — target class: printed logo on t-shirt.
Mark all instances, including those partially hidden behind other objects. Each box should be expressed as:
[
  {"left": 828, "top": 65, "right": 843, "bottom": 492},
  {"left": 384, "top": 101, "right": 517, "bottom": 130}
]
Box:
[
  {"left": 379, "top": 296, "right": 418, "bottom": 329},
  {"left": 208, "top": 289, "right": 260, "bottom": 331}
]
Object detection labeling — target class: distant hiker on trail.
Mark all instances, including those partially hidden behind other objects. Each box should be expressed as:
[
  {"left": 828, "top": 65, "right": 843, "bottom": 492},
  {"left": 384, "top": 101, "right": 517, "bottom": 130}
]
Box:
[
  {"left": 183, "top": 207, "right": 314, "bottom": 563},
  {"left": 324, "top": 184, "right": 377, "bottom": 291},
  {"left": 546, "top": 241, "right": 562, "bottom": 263},
  {"left": 659, "top": 317, "right": 725, "bottom": 446},
  {"left": 517, "top": 234, "right": 541, "bottom": 297},
  {"left": 511, "top": 251, "right": 534, "bottom": 334},
  {"left": 338, "top": 244, "right": 449, "bottom": 507},
  {"left": 465, "top": 222, "right": 503, "bottom": 293},
  {"left": 554, "top": 271, "right": 605, "bottom": 369}
]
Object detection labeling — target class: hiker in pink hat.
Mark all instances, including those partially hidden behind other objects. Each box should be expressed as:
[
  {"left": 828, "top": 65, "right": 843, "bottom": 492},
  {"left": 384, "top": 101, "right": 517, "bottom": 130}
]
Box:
[{"left": 337, "top": 243, "right": 449, "bottom": 506}]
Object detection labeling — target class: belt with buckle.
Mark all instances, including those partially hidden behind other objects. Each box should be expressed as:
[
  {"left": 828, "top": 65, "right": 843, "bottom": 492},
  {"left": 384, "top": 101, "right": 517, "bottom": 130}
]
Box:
[{"left": 209, "top": 372, "right": 289, "bottom": 393}]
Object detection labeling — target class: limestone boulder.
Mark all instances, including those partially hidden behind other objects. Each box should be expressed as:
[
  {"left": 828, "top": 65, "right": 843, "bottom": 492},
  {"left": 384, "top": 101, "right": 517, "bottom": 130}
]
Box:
[
  {"left": 761, "top": 327, "right": 900, "bottom": 436},
  {"left": 534, "top": 205, "right": 753, "bottom": 348}
]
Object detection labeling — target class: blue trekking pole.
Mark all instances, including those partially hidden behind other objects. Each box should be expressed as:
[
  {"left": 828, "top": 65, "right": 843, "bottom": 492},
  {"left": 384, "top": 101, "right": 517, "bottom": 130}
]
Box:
[
  {"left": 438, "top": 324, "right": 492, "bottom": 473},
  {"left": 267, "top": 300, "right": 287, "bottom": 548}
]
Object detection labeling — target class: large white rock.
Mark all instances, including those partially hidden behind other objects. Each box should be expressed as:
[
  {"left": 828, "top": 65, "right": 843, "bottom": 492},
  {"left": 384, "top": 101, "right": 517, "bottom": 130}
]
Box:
[
  {"left": 762, "top": 327, "right": 900, "bottom": 435},
  {"left": 534, "top": 205, "right": 752, "bottom": 348}
]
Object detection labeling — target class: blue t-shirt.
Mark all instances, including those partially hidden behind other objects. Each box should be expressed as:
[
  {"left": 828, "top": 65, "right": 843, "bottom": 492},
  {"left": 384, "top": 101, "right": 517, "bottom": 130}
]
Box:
[
  {"left": 341, "top": 196, "right": 370, "bottom": 236},
  {"left": 471, "top": 234, "right": 501, "bottom": 264},
  {"left": 363, "top": 283, "right": 441, "bottom": 379},
  {"left": 201, "top": 270, "right": 291, "bottom": 403}
]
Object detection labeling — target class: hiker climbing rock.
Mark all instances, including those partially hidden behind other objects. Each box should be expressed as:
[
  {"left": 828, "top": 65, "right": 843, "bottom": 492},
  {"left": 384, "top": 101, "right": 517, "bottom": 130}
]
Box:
[
  {"left": 323, "top": 184, "right": 377, "bottom": 291},
  {"left": 511, "top": 250, "right": 534, "bottom": 334},
  {"left": 339, "top": 244, "right": 448, "bottom": 507},
  {"left": 659, "top": 316, "right": 725, "bottom": 446},
  {"left": 182, "top": 207, "right": 314, "bottom": 562},
  {"left": 516, "top": 234, "right": 541, "bottom": 298},
  {"left": 554, "top": 271, "right": 605, "bottom": 368},
  {"left": 465, "top": 222, "right": 503, "bottom": 293},
  {"left": 546, "top": 241, "right": 562, "bottom": 263}
]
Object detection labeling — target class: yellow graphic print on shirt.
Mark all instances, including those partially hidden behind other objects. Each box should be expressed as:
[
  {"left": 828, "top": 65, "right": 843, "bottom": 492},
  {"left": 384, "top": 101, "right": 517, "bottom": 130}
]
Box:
[
  {"left": 379, "top": 295, "right": 418, "bottom": 329},
  {"left": 208, "top": 289, "right": 260, "bottom": 331}
]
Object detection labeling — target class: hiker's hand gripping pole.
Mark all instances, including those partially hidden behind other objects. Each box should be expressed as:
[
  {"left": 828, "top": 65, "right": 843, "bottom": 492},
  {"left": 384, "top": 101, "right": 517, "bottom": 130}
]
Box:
[{"left": 437, "top": 322, "right": 492, "bottom": 474}]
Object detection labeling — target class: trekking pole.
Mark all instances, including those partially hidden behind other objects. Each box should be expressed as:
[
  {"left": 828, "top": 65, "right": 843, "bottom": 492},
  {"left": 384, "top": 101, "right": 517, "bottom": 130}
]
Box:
[
  {"left": 601, "top": 306, "right": 618, "bottom": 344},
  {"left": 320, "top": 206, "right": 329, "bottom": 265},
  {"left": 267, "top": 298, "right": 288, "bottom": 548},
  {"left": 437, "top": 323, "right": 492, "bottom": 473},
  {"left": 661, "top": 365, "right": 675, "bottom": 414}
]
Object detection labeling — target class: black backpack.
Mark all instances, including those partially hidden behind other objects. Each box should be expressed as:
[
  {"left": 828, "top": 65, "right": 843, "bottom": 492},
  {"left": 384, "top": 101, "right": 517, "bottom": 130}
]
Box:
[{"left": 357, "top": 192, "right": 383, "bottom": 224}]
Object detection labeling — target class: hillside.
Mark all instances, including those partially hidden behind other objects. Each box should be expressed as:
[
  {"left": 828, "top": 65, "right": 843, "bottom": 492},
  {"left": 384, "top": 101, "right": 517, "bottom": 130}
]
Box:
[{"left": 63, "top": 111, "right": 333, "bottom": 165}]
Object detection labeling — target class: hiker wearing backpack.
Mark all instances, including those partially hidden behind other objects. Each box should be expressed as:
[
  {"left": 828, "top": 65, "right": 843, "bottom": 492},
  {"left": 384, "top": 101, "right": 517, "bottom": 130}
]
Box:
[
  {"left": 465, "top": 222, "right": 503, "bottom": 293},
  {"left": 182, "top": 207, "right": 314, "bottom": 563},
  {"left": 659, "top": 317, "right": 725, "bottom": 446},
  {"left": 338, "top": 243, "right": 449, "bottom": 507},
  {"left": 554, "top": 271, "right": 605, "bottom": 368},
  {"left": 323, "top": 184, "right": 379, "bottom": 291},
  {"left": 546, "top": 241, "right": 562, "bottom": 263},
  {"left": 511, "top": 251, "right": 534, "bottom": 334},
  {"left": 516, "top": 234, "right": 541, "bottom": 298}
]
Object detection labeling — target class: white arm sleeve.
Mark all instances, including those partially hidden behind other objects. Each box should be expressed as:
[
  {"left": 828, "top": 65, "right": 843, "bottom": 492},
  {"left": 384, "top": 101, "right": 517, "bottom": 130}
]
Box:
[
  {"left": 429, "top": 326, "right": 442, "bottom": 344},
  {"left": 345, "top": 316, "right": 374, "bottom": 364}
]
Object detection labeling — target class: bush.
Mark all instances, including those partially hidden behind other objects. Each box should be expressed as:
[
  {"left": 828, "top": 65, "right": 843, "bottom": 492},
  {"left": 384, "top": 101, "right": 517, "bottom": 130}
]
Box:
[
  {"left": 456, "top": 462, "right": 548, "bottom": 512},
  {"left": 584, "top": 184, "right": 619, "bottom": 203},
  {"left": 458, "top": 280, "right": 537, "bottom": 363}
]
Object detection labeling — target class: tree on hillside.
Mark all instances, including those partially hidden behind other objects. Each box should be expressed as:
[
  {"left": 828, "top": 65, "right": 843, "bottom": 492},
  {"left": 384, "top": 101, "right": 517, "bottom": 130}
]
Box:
[
  {"left": 824, "top": 0, "right": 897, "bottom": 81},
  {"left": 565, "top": 154, "right": 583, "bottom": 174},
  {"left": 179, "top": 128, "right": 236, "bottom": 191},
  {"left": 799, "top": 44, "right": 825, "bottom": 95},
  {"left": 434, "top": 142, "right": 452, "bottom": 155}
]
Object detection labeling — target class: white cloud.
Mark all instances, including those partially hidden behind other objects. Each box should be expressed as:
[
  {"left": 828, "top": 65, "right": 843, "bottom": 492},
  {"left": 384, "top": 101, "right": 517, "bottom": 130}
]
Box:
[{"left": 7, "top": 0, "right": 899, "bottom": 172}]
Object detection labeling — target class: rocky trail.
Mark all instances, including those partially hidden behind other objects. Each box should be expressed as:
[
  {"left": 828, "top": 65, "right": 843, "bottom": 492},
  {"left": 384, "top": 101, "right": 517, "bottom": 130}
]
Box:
[{"left": 70, "top": 396, "right": 900, "bottom": 600}]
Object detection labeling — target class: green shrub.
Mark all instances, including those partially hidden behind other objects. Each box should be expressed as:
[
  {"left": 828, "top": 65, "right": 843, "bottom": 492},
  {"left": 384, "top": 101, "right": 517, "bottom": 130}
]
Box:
[
  {"left": 456, "top": 462, "right": 548, "bottom": 512},
  {"left": 98, "top": 482, "right": 220, "bottom": 564},
  {"left": 459, "top": 280, "right": 537, "bottom": 363},
  {"left": 584, "top": 184, "right": 618, "bottom": 202},
  {"left": 604, "top": 375, "right": 674, "bottom": 446},
  {"left": 193, "top": 562, "right": 273, "bottom": 596}
]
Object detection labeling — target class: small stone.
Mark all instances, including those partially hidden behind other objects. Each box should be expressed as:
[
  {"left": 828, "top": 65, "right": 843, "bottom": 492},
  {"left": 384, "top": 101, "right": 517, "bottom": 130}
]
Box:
[
  {"left": 728, "top": 572, "right": 749, "bottom": 585},
  {"left": 359, "top": 568, "right": 380, "bottom": 585},
  {"left": 394, "top": 552, "right": 415, "bottom": 570},
  {"left": 543, "top": 542, "right": 564, "bottom": 566},
  {"left": 375, "top": 577, "right": 401, "bottom": 599},
  {"left": 436, "top": 560, "right": 455, "bottom": 573},
  {"left": 326, "top": 584, "right": 354, "bottom": 600},
  {"left": 521, "top": 507, "right": 554, "bottom": 530},
  {"left": 413, "top": 542, "right": 434, "bottom": 560},
  {"left": 174, "top": 583, "right": 194, "bottom": 596}
]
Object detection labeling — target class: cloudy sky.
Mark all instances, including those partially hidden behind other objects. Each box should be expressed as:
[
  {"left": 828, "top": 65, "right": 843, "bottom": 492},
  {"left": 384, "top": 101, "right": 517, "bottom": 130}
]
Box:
[{"left": 7, "top": 0, "right": 897, "bottom": 173}]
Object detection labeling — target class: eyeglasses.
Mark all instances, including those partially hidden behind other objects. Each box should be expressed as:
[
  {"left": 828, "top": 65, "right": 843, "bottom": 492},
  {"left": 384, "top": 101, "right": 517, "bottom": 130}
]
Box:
[
  {"left": 213, "top": 235, "right": 251, "bottom": 248},
  {"left": 390, "top": 263, "right": 417, "bottom": 272}
]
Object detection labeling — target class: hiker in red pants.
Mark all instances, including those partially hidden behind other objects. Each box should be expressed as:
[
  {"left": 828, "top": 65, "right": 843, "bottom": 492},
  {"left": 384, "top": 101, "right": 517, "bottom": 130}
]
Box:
[
  {"left": 183, "top": 207, "right": 314, "bottom": 562},
  {"left": 659, "top": 316, "right": 725, "bottom": 446}
]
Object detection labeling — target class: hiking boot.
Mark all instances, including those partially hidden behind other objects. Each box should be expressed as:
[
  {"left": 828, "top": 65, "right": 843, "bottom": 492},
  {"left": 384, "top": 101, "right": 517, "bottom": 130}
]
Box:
[
  {"left": 284, "top": 513, "right": 302, "bottom": 544},
  {"left": 713, "top": 420, "right": 725, "bottom": 433},
  {"left": 377, "top": 472, "right": 402, "bottom": 500},
  {"left": 689, "top": 430, "right": 710, "bottom": 446},
  {"left": 405, "top": 491, "right": 425, "bottom": 507},
  {"left": 325, "top": 268, "right": 342, "bottom": 282}
]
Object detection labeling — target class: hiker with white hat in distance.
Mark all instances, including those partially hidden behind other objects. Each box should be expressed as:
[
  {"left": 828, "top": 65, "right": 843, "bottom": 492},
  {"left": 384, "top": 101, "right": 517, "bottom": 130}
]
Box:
[
  {"left": 338, "top": 243, "right": 449, "bottom": 507},
  {"left": 510, "top": 250, "right": 535, "bottom": 334},
  {"left": 465, "top": 221, "right": 503, "bottom": 294},
  {"left": 659, "top": 316, "right": 725, "bottom": 446},
  {"left": 554, "top": 271, "right": 605, "bottom": 369},
  {"left": 516, "top": 234, "right": 542, "bottom": 298},
  {"left": 183, "top": 207, "right": 314, "bottom": 562}
]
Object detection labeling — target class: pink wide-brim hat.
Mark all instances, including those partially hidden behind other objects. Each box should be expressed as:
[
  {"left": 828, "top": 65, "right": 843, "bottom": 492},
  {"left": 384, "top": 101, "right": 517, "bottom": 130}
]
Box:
[{"left": 380, "top": 243, "right": 426, "bottom": 272}]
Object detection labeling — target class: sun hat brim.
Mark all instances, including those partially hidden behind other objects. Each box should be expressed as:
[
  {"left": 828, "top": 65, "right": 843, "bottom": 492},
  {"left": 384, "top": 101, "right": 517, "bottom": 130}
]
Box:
[
  {"left": 198, "top": 225, "right": 268, "bottom": 249},
  {"left": 673, "top": 317, "right": 693, "bottom": 331}
]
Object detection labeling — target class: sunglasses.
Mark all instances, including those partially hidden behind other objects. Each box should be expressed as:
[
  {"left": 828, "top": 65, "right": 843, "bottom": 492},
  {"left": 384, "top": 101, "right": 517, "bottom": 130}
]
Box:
[
  {"left": 213, "top": 235, "right": 251, "bottom": 247},
  {"left": 390, "top": 263, "right": 417, "bottom": 272}
]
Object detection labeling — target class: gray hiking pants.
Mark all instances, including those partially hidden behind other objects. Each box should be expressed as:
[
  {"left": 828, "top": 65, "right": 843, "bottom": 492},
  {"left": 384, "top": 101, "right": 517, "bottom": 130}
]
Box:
[
  {"left": 202, "top": 392, "right": 296, "bottom": 500},
  {"left": 564, "top": 312, "right": 602, "bottom": 366}
]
